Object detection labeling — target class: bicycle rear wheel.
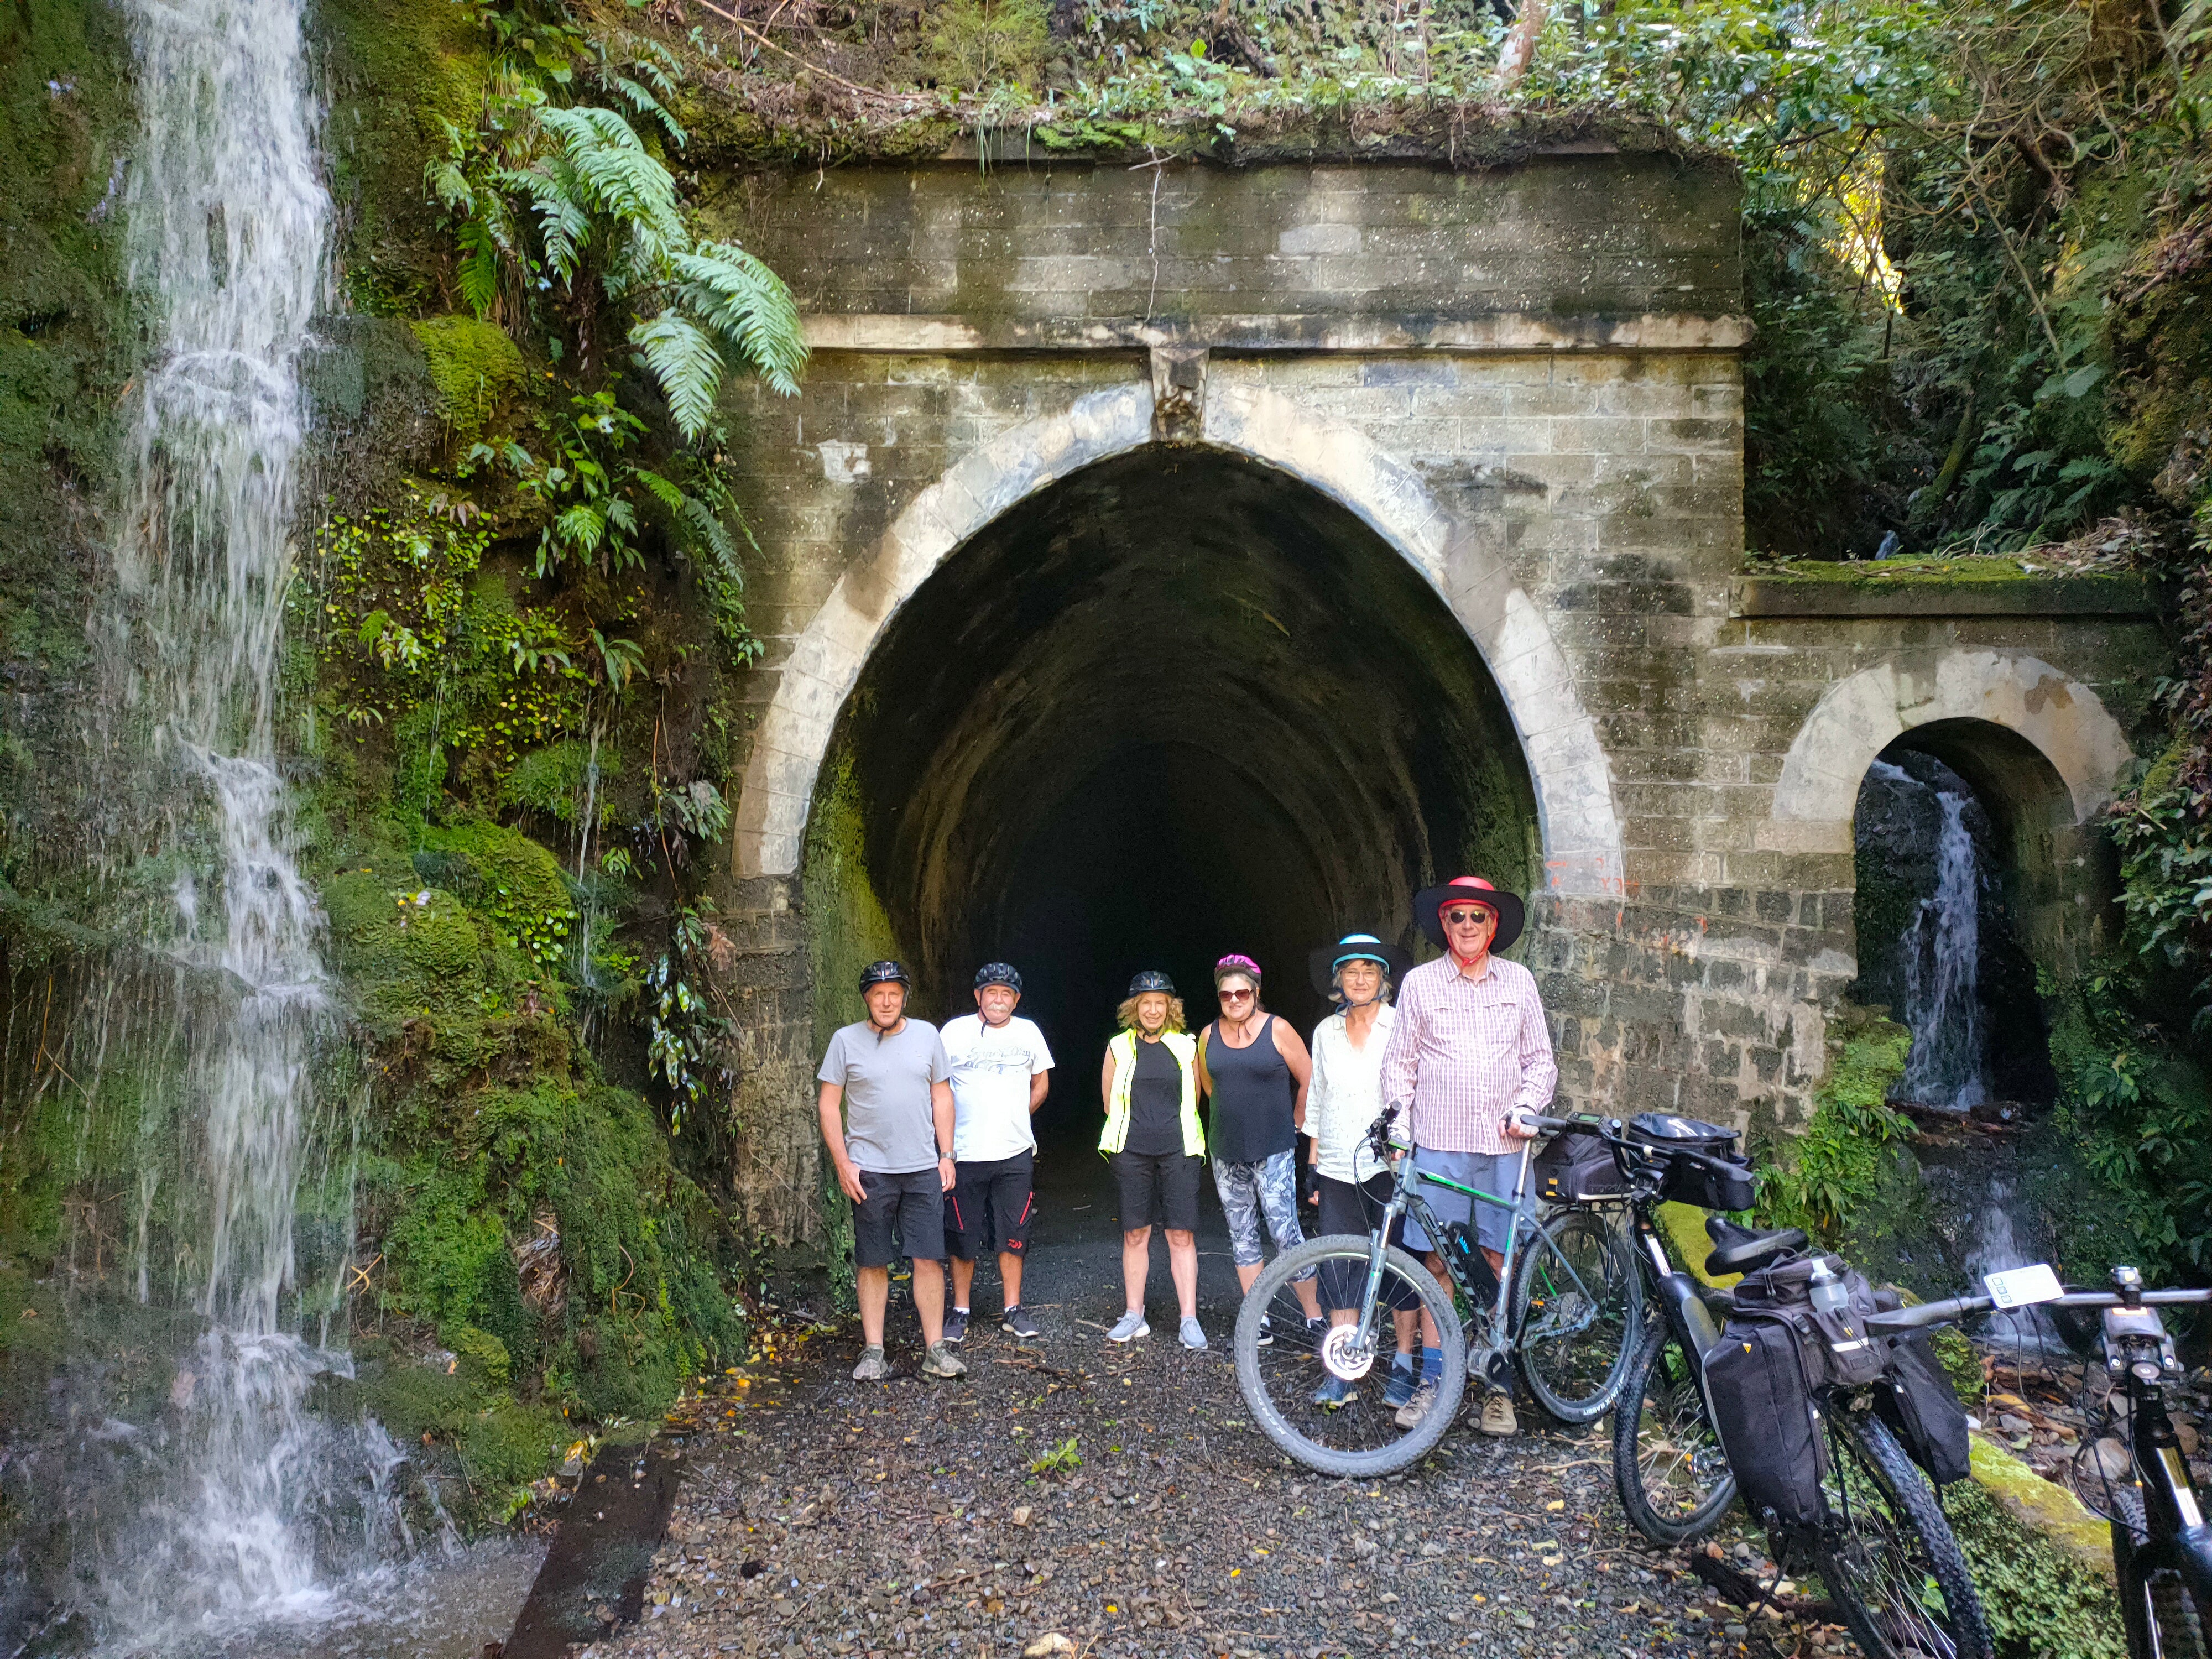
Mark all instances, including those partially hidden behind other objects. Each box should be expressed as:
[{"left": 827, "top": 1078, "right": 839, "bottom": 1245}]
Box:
[
  {"left": 1613, "top": 1317, "right": 1735, "bottom": 1545},
  {"left": 2114, "top": 1486, "right": 2210, "bottom": 1659},
  {"left": 1233, "top": 1235, "right": 1465, "bottom": 1479},
  {"left": 1511, "top": 1207, "right": 1639, "bottom": 1423},
  {"left": 1814, "top": 1410, "right": 1991, "bottom": 1659}
]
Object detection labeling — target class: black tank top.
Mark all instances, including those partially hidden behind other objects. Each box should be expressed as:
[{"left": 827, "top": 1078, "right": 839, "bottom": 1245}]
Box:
[
  {"left": 1204, "top": 1016, "right": 1295, "bottom": 1164},
  {"left": 1125, "top": 1036, "right": 1184, "bottom": 1156}
]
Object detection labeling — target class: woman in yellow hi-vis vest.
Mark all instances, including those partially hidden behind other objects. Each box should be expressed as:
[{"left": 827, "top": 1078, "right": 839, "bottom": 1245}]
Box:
[{"left": 1097, "top": 970, "right": 1208, "bottom": 1349}]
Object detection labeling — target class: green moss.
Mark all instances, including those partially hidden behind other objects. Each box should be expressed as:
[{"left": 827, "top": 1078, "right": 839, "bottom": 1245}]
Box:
[
  {"left": 1656, "top": 1201, "right": 1739, "bottom": 1288},
  {"left": 1747, "top": 554, "right": 2066, "bottom": 583},
  {"left": 1945, "top": 1437, "right": 2121, "bottom": 1659},
  {"left": 1757, "top": 1006, "right": 1914, "bottom": 1238},
  {"left": 802, "top": 749, "right": 899, "bottom": 1056},
  {"left": 409, "top": 315, "right": 526, "bottom": 439},
  {"left": 442, "top": 1322, "right": 512, "bottom": 1387}
]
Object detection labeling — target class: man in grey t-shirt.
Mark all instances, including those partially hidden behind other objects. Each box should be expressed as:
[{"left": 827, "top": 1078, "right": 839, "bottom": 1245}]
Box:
[{"left": 817, "top": 959, "right": 964, "bottom": 1382}]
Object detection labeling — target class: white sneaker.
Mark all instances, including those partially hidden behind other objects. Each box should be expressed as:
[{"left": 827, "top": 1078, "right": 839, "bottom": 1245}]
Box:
[
  {"left": 1179, "top": 1316, "right": 1207, "bottom": 1350},
  {"left": 1108, "top": 1310, "right": 1150, "bottom": 1343}
]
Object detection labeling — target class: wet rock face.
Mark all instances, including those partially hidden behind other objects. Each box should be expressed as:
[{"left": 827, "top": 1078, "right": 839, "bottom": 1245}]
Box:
[{"left": 1851, "top": 750, "right": 2055, "bottom": 1112}]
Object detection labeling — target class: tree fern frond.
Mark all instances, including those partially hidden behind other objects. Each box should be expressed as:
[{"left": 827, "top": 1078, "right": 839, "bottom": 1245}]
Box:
[
  {"left": 631, "top": 311, "right": 726, "bottom": 441},
  {"left": 672, "top": 241, "right": 808, "bottom": 396}
]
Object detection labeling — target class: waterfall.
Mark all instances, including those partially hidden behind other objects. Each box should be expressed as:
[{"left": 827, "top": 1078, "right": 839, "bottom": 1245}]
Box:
[
  {"left": 75, "top": 0, "right": 393, "bottom": 1635},
  {"left": 1885, "top": 767, "right": 1988, "bottom": 1112}
]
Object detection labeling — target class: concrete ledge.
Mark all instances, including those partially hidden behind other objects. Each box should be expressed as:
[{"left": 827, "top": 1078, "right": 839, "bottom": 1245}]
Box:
[
  {"left": 1734, "top": 571, "right": 2155, "bottom": 618},
  {"left": 803, "top": 311, "right": 1754, "bottom": 356}
]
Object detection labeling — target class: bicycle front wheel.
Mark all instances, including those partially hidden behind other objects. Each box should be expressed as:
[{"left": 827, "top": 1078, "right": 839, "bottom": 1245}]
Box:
[
  {"left": 1613, "top": 1317, "right": 1735, "bottom": 1546},
  {"left": 1814, "top": 1409, "right": 1992, "bottom": 1659},
  {"left": 2114, "top": 1486, "right": 2210, "bottom": 1659},
  {"left": 1511, "top": 1207, "right": 1639, "bottom": 1423},
  {"left": 1233, "top": 1234, "right": 1466, "bottom": 1479}
]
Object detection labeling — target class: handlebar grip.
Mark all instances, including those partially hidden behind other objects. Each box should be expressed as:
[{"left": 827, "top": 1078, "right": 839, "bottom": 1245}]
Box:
[
  {"left": 1864, "top": 1295, "right": 1992, "bottom": 1334},
  {"left": 1528, "top": 1114, "right": 1574, "bottom": 1135}
]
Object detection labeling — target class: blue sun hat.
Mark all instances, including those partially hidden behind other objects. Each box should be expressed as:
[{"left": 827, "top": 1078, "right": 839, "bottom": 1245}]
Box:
[{"left": 1308, "top": 932, "right": 1412, "bottom": 998}]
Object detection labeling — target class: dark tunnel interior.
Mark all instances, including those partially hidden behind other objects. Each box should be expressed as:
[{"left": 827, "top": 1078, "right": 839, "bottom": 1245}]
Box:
[{"left": 822, "top": 447, "right": 1540, "bottom": 1154}]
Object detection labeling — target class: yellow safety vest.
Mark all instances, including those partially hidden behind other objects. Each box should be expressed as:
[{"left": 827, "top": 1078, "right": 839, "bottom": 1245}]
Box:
[{"left": 1098, "top": 1029, "right": 1205, "bottom": 1157}]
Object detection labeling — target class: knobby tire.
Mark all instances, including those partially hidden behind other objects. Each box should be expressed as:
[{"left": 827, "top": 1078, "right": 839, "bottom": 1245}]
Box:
[
  {"left": 1612, "top": 1317, "right": 1735, "bottom": 1546},
  {"left": 2114, "top": 1487, "right": 2210, "bottom": 1659},
  {"left": 1511, "top": 1206, "right": 1639, "bottom": 1424},
  {"left": 1815, "top": 1410, "right": 1991, "bottom": 1659}
]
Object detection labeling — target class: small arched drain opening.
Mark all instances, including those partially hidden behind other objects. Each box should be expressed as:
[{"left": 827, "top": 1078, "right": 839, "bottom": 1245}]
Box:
[
  {"left": 809, "top": 446, "right": 1541, "bottom": 1158},
  {"left": 1847, "top": 721, "right": 2114, "bottom": 1307}
]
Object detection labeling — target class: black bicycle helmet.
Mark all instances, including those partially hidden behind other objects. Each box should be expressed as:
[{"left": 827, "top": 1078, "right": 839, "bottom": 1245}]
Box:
[
  {"left": 1128, "top": 969, "right": 1175, "bottom": 996},
  {"left": 857, "top": 959, "right": 912, "bottom": 992},
  {"left": 974, "top": 962, "right": 1023, "bottom": 992}
]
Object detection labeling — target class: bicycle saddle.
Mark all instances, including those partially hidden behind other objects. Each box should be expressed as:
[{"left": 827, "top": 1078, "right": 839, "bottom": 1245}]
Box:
[{"left": 1703, "top": 1215, "right": 1808, "bottom": 1276}]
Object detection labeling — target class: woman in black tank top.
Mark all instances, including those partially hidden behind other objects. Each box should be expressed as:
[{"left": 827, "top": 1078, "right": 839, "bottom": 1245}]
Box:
[{"left": 1199, "top": 956, "right": 1321, "bottom": 1322}]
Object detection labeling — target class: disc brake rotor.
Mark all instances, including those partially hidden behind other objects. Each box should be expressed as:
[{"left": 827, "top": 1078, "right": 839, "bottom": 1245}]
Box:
[{"left": 1320, "top": 1323, "right": 1377, "bottom": 1381}]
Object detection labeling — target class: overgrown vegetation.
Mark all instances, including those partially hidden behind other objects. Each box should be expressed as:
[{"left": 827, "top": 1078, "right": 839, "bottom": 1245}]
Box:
[{"left": 1756, "top": 1008, "right": 1914, "bottom": 1238}]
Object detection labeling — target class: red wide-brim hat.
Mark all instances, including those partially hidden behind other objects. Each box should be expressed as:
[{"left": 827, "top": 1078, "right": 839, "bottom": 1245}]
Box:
[{"left": 1413, "top": 876, "right": 1526, "bottom": 953}]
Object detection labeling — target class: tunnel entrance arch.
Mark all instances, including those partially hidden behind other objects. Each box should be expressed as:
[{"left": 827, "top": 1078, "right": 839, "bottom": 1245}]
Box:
[
  {"left": 810, "top": 445, "right": 1546, "bottom": 1153},
  {"left": 733, "top": 382, "right": 1626, "bottom": 896}
]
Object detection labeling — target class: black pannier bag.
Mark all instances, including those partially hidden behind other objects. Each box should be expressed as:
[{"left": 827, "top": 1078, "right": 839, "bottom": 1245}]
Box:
[
  {"left": 1624, "top": 1113, "right": 1757, "bottom": 1211},
  {"left": 1533, "top": 1128, "right": 1627, "bottom": 1204},
  {"left": 1869, "top": 1291, "right": 1973, "bottom": 1486},
  {"left": 1705, "top": 1254, "right": 1891, "bottom": 1531},
  {"left": 1705, "top": 1314, "right": 1828, "bottom": 1528}
]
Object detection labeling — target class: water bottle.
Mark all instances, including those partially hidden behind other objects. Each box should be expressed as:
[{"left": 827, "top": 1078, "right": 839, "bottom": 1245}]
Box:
[{"left": 1807, "top": 1258, "right": 1850, "bottom": 1319}]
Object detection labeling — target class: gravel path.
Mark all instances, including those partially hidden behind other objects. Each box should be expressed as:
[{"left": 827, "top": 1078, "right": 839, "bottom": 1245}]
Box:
[{"left": 571, "top": 1310, "right": 1844, "bottom": 1659}]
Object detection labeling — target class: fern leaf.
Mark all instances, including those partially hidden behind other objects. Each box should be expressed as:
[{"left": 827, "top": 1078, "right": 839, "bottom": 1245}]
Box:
[
  {"left": 680, "top": 493, "right": 743, "bottom": 573},
  {"left": 555, "top": 504, "right": 607, "bottom": 555},
  {"left": 631, "top": 466, "right": 688, "bottom": 511},
  {"left": 458, "top": 221, "right": 503, "bottom": 317},
  {"left": 631, "top": 311, "right": 726, "bottom": 441},
  {"left": 615, "top": 76, "right": 688, "bottom": 147},
  {"left": 672, "top": 241, "right": 808, "bottom": 396},
  {"left": 540, "top": 106, "right": 684, "bottom": 262}
]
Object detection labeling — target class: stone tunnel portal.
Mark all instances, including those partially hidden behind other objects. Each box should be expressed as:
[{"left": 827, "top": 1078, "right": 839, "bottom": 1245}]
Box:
[{"left": 819, "top": 446, "right": 1541, "bottom": 1155}]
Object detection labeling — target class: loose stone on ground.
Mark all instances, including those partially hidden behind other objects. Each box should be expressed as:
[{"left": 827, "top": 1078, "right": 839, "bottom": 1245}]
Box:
[{"left": 571, "top": 1318, "right": 1845, "bottom": 1659}]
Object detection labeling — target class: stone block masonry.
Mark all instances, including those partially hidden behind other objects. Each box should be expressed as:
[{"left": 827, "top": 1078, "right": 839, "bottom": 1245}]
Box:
[{"left": 699, "top": 152, "right": 2162, "bottom": 1242}]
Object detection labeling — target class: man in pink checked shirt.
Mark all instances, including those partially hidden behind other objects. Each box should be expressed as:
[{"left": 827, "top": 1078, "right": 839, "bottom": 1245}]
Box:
[{"left": 1376, "top": 875, "right": 1559, "bottom": 1437}]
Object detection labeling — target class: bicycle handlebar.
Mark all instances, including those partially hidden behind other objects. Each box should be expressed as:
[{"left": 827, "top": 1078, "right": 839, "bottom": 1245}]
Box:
[{"left": 1865, "top": 1286, "right": 2212, "bottom": 1335}]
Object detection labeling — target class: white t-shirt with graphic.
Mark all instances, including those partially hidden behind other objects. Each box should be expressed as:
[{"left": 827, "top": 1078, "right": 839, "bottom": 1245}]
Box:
[{"left": 941, "top": 1013, "right": 1055, "bottom": 1162}]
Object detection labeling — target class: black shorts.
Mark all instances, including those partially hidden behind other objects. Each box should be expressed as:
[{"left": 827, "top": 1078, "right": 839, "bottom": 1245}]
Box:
[
  {"left": 1315, "top": 1171, "right": 1417, "bottom": 1312},
  {"left": 1112, "top": 1150, "right": 1203, "bottom": 1234},
  {"left": 852, "top": 1167, "right": 947, "bottom": 1267},
  {"left": 946, "top": 1151, "right": 1036, "bottom": 1260}
]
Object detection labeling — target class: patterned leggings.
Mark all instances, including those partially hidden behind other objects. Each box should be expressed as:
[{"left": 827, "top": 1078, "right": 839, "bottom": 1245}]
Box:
[{"left": 1212, "top": 1149, "right": 1310, "bottom": 1270}]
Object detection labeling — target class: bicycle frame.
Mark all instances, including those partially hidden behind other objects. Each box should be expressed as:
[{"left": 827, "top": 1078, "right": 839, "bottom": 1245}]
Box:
[
  {"left": 2103, "top": 1298, "right": 2212, "bottom": 1624},
  {"left": 1341, "top": 1140, "right": 1604, "bottom": 1380}
]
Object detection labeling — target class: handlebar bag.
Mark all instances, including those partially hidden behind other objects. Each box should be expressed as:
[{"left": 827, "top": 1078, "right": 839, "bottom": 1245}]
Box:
[
  {"left": 1533, "top": 1129, "right": 1628, "bottom": 1204},
  {"left": 1875, "top": 1329, "right": 1972, "bottom": 1486},
  {"left": 1624, "top": 1113, "right": 1757, "bottom": 1211},
  {"left": 1706, "top": 1313, "right": 1829, "bottom": 1528}
]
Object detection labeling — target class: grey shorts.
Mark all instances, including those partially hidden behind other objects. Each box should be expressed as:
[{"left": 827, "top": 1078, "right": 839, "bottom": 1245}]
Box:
[
  {"left": 1211, "top": 1149, "right": 1307, "bottom": 1269},
  {"left": 1399, "top": 1147, "right": 1534, "bottom": 1255}
]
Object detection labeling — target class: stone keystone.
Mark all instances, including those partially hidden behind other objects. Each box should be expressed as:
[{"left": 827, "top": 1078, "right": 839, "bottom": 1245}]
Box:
[{"left": 1150, "top": 346, "right": 1208, "bottom": 444}]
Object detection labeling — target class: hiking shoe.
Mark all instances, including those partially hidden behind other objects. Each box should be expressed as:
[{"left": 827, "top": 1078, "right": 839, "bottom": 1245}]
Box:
[
  {"left": 942, "top": 1307, "right": 969, "bottom": 1345},
  {"left": 1256, "top": 1314, "right": 1274, "bottom": 1347},
  {"left": 1179, "top": 1316, "right": 1207, "bottom": 1350},
  {"left": 1394, "top": 1376, "right": 1439, "bottom": 1430},
  {"left": 922, "top": 1342, "right": 967, "bottom": 1380},
  {"left": 1108, "top": 1310, "right": 1150, "bottom": 1343},
  {"left": 852, "top": 1345, "right": 891, "bottom": 1383},
  {"left": 1479, "top": 1391, "right": 1517, "bottom": 1437},
  {"left": 1311, "top": 1374, "right": 1355, "bottom": 1410},
  {"left": 1383, "top": 1357, "right": 1417, "bottom": 1408},
  {"left": 1001, "top": 1306, "right": 1041, "bottom": 1340}
]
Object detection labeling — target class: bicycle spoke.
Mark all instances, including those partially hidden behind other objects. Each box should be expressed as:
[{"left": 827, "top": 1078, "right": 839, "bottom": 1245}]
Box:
[{"left": 1515, "top": 1209, "right": 1636, "bottom": 1421}]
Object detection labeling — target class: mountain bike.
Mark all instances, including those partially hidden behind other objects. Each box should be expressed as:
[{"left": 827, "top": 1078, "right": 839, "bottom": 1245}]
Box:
[
  {"left": 1870, "top": 1265, "right": 2212, "bottom": 1659},
  {"left": 1229, "top": 1109, "right": 1638, "bottom": 1478},
  {"left": 1597, "top": 1117, "right": 1994, "bottom": 1659}
]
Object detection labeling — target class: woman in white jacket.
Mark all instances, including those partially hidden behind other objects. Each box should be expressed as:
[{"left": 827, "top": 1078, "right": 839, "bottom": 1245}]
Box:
[{"left": 1303, "top": 932, "right": 1417, "bottom": 1408}]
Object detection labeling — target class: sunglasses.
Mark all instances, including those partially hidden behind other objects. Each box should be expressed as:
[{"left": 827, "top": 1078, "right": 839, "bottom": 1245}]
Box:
[
  {"left": 1443, "top": 907, "right": 1495, "bottom": 926},
  {"left": 1219, "top": 988, "right": 1255, "bottom": 1002}
]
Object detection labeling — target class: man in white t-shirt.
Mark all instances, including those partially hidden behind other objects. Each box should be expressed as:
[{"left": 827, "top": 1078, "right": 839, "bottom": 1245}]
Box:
[{"left": 938, "top": 962, "right": 1055, "bottom": 1342}]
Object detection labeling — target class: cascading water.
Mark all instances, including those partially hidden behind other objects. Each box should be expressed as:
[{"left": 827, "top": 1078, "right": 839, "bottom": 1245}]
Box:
[
  {"left": 1894, "top": 776, "right": 1988, "bottom": 1113},
  {"left": 74, "top": 0, "right": 404, "bottom": 1637}
]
